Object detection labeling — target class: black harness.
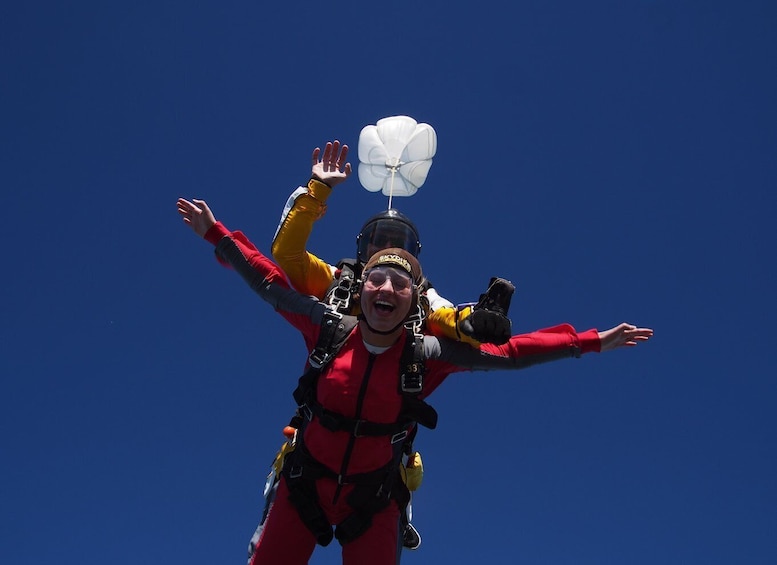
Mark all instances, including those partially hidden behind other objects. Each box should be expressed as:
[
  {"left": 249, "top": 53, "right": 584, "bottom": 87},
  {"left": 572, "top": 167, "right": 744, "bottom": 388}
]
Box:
[
  {"left": 283, "top": 309, "right": 438, "bottom": 546},
  {"left": 324, "top": 259, "right": 361, "bottom": 314}
]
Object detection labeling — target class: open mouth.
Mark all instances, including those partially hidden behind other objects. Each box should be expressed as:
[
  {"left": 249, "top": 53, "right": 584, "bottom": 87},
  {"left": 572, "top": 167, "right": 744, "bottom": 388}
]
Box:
[{"left": 374, "top": 300, "right": 395, "bottom": 313}]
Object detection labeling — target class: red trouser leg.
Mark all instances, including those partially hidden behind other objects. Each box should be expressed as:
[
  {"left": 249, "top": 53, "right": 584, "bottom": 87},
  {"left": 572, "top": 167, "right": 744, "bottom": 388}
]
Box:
[
  {"left": 250, "top": 476, "right": 400, "bottom": 565},
  {"left": 249, "top": 478, "right": 317, "bottom": 565},
  {"left": 340, "top": 500, "right": 400, "bottom": 565}
]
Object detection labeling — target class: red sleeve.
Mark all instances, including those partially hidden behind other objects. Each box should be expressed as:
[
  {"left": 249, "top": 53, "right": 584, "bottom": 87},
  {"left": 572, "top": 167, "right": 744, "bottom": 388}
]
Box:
[
  {"left": 203, "top": 221, "right": 319, "bottom": 348},
  {"left": 480, "top": 324, "right": 601, "bottom": 357},
  {"left": 204, "top": 222, "right": 289, "bottom": 287},
  {"left": 420, "top": 324, "right": 601, "bottom": 397}
]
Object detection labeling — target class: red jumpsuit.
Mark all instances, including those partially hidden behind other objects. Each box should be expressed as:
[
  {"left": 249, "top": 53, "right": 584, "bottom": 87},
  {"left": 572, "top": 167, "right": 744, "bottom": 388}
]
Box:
[{"left": 204, "top": 222, "right": 601, "bottom": 565}]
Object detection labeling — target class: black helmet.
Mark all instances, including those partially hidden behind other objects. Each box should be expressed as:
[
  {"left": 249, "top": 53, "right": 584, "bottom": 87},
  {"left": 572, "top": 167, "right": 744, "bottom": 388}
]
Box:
[{"left": 356, "top": 209, "right": 421, "bottom": 264}]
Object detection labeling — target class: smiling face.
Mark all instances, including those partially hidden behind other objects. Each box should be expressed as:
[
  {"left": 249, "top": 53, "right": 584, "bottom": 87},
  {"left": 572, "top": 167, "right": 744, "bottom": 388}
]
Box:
[{"left": 359, "top": 266, "right": 415, "bottom": 336}]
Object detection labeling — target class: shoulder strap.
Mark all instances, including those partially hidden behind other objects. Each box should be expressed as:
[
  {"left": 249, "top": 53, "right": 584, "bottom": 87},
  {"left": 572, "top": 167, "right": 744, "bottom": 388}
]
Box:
[
  {"left": 308, "top": 309, "right": 358, "bottom": 369},
  {"left": 324, "top": 258, "right": 361, "bottom": 314},
  {"left": 293, "top": 310, "right": 358, "bottom": 405},
  {"left": 398, "top": 329, "right": 438, "bottom": 430},
  {"left": 399, "top": 328, "right": 425, "bottom": 393}
]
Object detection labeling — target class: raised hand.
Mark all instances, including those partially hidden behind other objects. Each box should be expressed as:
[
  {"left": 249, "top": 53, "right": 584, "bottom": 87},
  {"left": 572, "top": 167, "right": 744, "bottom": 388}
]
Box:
[
  {"left": 311, "top": 140, "right": 352, "bottom": 188},
  {"left": 177, "top": 198, "right": 217, "bottom": 237}
]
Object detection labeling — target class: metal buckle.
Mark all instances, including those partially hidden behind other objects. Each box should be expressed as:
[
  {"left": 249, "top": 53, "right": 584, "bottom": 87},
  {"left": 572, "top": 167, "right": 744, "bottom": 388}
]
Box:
[
  {"left": 301, "top": 404, "right": 313, "bottom": 421},
  {"left": 390, "top": 430, "right": 408, "bottom": 444},
  {"left": 352, "top": 419, "right": 366, "bottom": 438},
  {"left": 332, "top": 283, "right": 351, "bottom": 301},
  {"left": 404, "top": 305, "right": 425, "bottom": 332},
  {"left": 308, "top": 349, "right": 329, "bottom": 369},
  {"left": 400, "top": 373, "right": 422, "bottom": 394},
  {"left": 329, "top": 282, "right": 351, "bottom": 312},
  {"left": 289, "top": 465, "right": 303, "bottom": 479},
  {"left": 322, "top": 306, "right": 344, "bottom": 325}
]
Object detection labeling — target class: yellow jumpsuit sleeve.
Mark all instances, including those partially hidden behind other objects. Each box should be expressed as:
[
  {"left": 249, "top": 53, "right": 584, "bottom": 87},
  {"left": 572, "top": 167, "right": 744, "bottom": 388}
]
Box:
[
  {"left": 426, "top": 305, "right": 482, "bottom": 348},
  {"left": 271, "top": 179, "right": 336, "bottom": 299}
]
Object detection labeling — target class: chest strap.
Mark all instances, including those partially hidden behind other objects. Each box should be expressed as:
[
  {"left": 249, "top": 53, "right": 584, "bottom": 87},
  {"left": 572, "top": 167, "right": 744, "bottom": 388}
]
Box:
[{"left": 300, "top": 402, "right": 412, "bottom": 442}]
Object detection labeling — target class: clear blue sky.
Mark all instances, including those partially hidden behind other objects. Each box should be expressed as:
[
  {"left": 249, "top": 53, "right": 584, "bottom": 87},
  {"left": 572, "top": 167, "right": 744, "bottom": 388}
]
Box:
[{"left": 2, "top": 1, "right": 776, "bottom": 564}]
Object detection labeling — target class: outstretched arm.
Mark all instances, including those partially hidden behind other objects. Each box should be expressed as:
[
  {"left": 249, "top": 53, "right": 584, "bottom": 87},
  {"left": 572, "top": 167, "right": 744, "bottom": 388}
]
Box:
[
  {"left": 476, "top": 321, "right": 653, "bottom": 359},
  {"left": 177, "top": 197, "right": 327, "bottom": 338},
  {"left": 429, "top": 321, "right": 653, "bottom": 375}
]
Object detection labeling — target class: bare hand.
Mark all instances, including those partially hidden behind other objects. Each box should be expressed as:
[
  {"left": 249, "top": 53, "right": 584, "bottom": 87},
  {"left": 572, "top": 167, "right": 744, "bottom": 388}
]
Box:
[
  {"left": 598, "top": 323, "right": 653, "bottom": 352},
  {"left": 311, "top": 140, "right": 351, "bottom": 188},
  {"left": 177, "top": 198, "right": 216, "bottom": 237}
]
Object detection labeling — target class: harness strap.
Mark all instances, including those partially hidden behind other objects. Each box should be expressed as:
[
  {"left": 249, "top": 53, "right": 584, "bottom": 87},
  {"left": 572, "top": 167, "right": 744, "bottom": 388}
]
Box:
[
  {"left": 335, "top": 445, "right": 410, "bottom": 545},
  {"left": 307, "top": 309, "right": 348, "bottom": 370},
  {"left": 398, "top": 329, "right": 439, "bottom": 430},
  {"left": 283, "top": 441, "right": 407, "bottom": 546},
  {"left": 335, "top": 488, "right": 390, "bottom": 544},
  {"left": 294, "top": 311, "right": 356, "bottom": 408},
  {"left": 284, "top": 308, "right": 436, "bottom": 546},
  {"left": 335, "top": 508, "right": 376, "bottom": 545},
  {"left": 324, "top": 259, "right": 361, "bottom": 314},
  {"left": 285, "top": 472, "right": 334, "bottom": 546},
  {"left": 285, "top": 443, "right": 401, "bottom": 486},
  {"left": 302, "top": 401, "right": 414, "bottom": 438}
]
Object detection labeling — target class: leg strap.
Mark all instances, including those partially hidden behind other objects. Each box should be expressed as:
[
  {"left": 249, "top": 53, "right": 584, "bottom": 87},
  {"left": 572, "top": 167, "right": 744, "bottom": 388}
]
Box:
[{"left": 285, "top": 475, "right": 334, "bottom": 547}]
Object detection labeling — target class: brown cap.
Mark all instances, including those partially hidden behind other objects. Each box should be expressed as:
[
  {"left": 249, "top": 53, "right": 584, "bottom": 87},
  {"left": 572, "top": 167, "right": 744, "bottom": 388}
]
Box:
[{"left": 362, "top": 247, "right": 423, "bottom": 284}]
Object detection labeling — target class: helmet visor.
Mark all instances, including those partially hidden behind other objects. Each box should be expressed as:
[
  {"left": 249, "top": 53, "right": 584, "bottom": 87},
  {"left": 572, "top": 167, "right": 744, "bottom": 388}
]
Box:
[{"left": 358, "top": 222, "right": 420, "bottom": 263}]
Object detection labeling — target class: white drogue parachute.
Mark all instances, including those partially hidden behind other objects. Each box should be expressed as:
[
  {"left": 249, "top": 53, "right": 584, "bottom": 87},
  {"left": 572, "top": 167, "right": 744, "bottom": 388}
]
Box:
[{"left": 358, "top": 116, "right": 437, "bottom": 208}]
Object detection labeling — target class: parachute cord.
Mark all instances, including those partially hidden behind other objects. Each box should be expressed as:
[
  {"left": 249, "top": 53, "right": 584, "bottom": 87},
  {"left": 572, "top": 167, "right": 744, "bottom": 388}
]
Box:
[
  {"left": 386, "top": 155, "right": 404, "bottom": 211},
  {"left": 387, "top": 166, "right": 397, "bottom": 210}
]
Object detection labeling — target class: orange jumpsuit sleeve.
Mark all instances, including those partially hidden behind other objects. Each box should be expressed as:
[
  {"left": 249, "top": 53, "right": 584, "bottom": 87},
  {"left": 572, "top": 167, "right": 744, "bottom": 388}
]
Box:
[{"left": 271, "top": 179, "right": 336, "bottom": 299}]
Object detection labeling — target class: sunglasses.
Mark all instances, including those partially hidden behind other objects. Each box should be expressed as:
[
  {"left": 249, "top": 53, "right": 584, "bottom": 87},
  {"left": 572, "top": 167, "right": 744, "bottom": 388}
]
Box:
[{"left": 363, "top": 267, "right": 413, "bottom": 293}]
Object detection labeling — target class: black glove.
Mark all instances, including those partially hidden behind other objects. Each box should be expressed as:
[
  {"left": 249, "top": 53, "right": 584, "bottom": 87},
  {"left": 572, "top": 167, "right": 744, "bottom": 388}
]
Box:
[{"left": 459, "top": 277, "right": 515, "bottom": 345}]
